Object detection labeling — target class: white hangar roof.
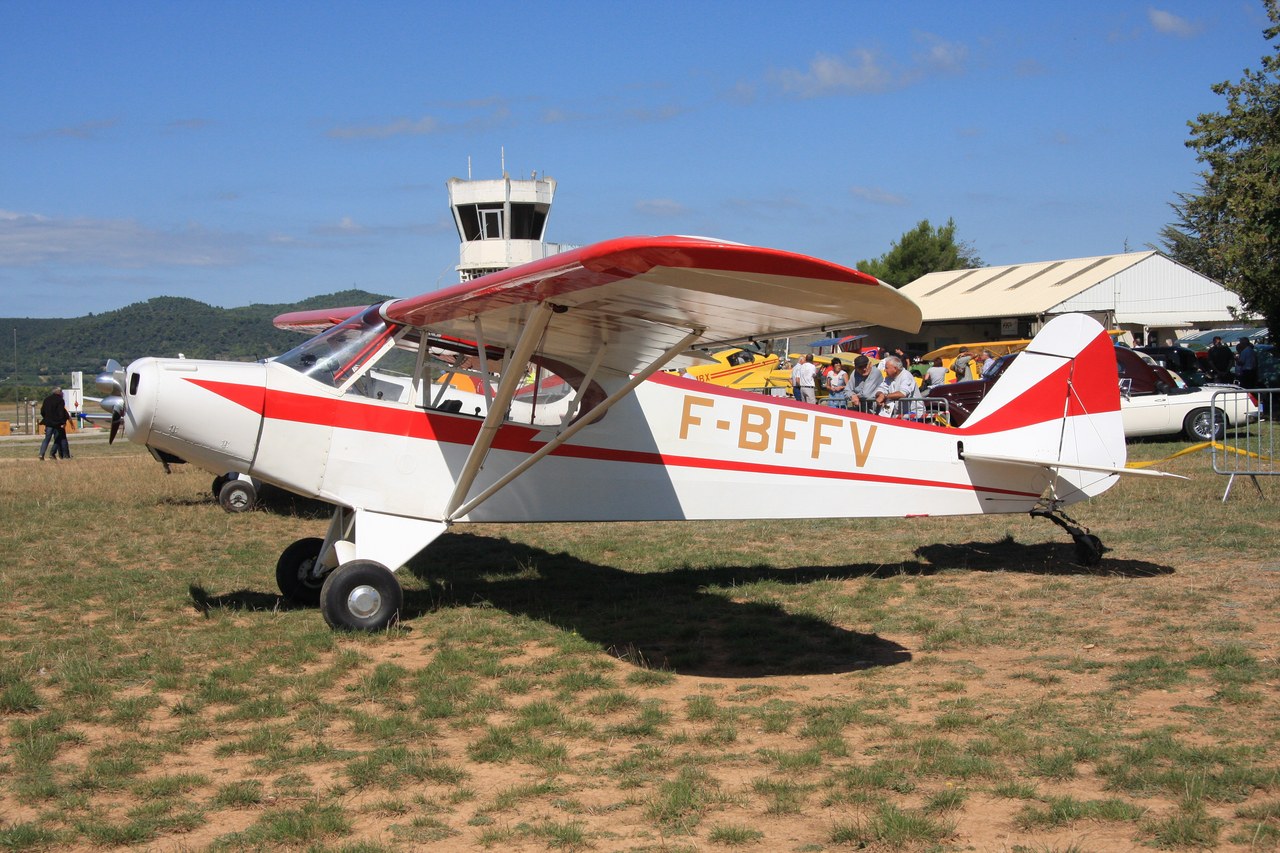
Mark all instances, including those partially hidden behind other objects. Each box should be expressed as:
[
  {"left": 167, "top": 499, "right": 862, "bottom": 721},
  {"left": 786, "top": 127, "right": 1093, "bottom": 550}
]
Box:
[{"left": 899, "top": 251, "right": 1243, "bottom": 327}]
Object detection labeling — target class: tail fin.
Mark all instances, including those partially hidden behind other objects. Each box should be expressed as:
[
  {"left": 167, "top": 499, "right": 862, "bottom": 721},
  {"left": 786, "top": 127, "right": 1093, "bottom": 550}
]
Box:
[{"left": 960, "top": 314, "right": 1126, "bottom": 501}]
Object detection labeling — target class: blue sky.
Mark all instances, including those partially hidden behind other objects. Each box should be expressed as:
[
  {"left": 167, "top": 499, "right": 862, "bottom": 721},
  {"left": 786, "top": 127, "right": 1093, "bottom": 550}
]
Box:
[{"left": 1, "top": 1, "right": 1273, "bottom": 318}]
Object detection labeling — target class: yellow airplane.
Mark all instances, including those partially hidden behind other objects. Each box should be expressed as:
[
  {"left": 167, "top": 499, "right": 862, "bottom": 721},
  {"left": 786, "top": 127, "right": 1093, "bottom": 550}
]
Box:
[
  {"left": 921, "top": 339, "right": 1033, "bottom": 381},
  {"left": 677, "top": 347, "right": 792, "bottom": 392},
  {"left": 923, "top": 331, "right": 1124, "bottom": 381}
]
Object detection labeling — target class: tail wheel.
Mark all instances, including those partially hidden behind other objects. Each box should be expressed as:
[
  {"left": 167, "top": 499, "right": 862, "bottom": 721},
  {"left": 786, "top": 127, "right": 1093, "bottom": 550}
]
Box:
[
  {"left": 320, "top": 560, "right": 402, "bottom": 632},
  {"left": 218, "top": 478, "right": 257, "bottom": 512},
  {"left": 1074, "top": 533, "right": 1104, "bottom": 567},
  {"left": 275, "top": 537, "right": 326, "bottom": 606},
  {"left": 1183, "top": 407, "right": 1223, "bottom": 442}
]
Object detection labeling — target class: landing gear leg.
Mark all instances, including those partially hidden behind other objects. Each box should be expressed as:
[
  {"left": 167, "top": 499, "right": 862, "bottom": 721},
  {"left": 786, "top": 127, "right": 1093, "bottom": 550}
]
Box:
[{"left": 1030, "top": 507, "right": 1105, "bottom": 567}]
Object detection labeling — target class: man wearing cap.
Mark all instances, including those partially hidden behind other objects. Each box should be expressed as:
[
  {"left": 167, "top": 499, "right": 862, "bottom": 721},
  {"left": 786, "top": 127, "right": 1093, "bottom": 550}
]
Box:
[
  {"left": 850, "top": 355, "right": 884, "bottom": 412},
  {"left": 38, "top": 387, "right": 73, "bottom": 460}
]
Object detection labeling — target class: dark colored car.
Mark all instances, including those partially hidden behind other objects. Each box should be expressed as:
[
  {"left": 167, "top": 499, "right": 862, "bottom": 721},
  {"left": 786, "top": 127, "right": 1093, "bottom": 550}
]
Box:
[
  {"left": 1256, "top": 344, "right": 1280, "bottom": 389},
  {"left": 1133, "top": 346, "right": 1211, "bottom": 387}
]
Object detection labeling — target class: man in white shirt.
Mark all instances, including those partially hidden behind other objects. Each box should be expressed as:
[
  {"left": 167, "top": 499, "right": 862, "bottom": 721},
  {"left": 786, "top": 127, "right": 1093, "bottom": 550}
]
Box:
[
  {"left": 791, "top": 354, "right": 818, "bottom": 404},
  {"left": 979, "top": 349, "right": 1002, "bottom": 379},
  {"left": 873, "top": 356, "right": 922, "bottom": 418}
]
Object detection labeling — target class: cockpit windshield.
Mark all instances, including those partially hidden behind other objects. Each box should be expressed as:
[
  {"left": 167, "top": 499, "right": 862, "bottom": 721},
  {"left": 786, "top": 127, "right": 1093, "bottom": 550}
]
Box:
[
  {"left": 275, "top": 305, "right": 398, "bottom": 388},
  {"left": 274, "top": 302, "right": 603, "bottom": 426}
]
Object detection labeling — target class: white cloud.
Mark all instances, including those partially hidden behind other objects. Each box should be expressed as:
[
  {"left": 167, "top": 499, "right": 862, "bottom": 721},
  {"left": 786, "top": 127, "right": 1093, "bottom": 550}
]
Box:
[
  {"left": 28, "top": 118, "right": 119, "bottom": 141},
  {"left": 850, "top": 186, "right": 909, "bottom": 207},
  {"left": 327, "top": 101, "right": 513, "bottom": 140},
  {"left": 635, "top": 199, "right": 688, "bottom": 217},
  {"left": 1148, "top": 8, "right": 1199, "bottom": 37},
  {"left": 773, "top": 49, "right": 895, "bottom": 97},
  {"left": 327, "top": 116, "right": 443, "bottom": 140},
  {"left": 0, "top": 210, "right": 248, "bottom": 268},
  {"left": 626, "top": 103, "right": 687, "bottom": 123},
  {"left": 912, "top": 33, "right": 969, "bottom": 76},
  {"left": 165, "top": 118, "right": 212, "bottom": 133},
  {"left": 771, "top": 33, "right": 968, "bottom": 99}
]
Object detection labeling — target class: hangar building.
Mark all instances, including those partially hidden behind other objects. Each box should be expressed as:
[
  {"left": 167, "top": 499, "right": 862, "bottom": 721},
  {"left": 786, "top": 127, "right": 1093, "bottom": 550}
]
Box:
[{"left": 879, "top": 251, "right": 1248, "bottom": 354}]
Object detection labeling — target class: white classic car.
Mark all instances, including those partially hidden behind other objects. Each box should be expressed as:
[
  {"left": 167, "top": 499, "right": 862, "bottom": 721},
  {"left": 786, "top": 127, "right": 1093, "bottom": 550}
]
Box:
[{"left": 1121, "top": 350, "right": 1258, "bottom": 441}]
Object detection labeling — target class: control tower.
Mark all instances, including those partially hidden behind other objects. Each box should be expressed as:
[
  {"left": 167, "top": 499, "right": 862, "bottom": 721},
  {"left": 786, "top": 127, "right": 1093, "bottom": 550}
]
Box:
[{"left": 447, "top": 171, "right": 575, "bottom": 282}]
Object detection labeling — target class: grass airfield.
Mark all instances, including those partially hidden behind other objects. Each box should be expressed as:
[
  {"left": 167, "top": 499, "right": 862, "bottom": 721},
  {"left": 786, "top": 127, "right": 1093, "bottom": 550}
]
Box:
[{"left": 1, "top": 431, "right": 1279, "bottom": 851}]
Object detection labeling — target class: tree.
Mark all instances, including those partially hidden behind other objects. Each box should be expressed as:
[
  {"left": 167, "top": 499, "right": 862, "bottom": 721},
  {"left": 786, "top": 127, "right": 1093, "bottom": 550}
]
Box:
[
  {"left": 1160, "top": 0, "right": 1280, "bottom": 332},
  {"left": 856, "top": 218, "right": 983, "bottom": 287}
]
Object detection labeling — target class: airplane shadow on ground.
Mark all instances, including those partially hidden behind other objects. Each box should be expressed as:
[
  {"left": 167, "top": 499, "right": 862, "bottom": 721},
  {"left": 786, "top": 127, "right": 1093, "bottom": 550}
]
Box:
[{"left": 189, "top": 532, "right": 1172, "bottom": 679}]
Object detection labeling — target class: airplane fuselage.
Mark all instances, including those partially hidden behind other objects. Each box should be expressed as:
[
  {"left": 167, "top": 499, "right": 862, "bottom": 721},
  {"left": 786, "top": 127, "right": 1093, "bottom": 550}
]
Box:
[{"left": 126, "top": 356, "right": 1096, "bottom": 527}]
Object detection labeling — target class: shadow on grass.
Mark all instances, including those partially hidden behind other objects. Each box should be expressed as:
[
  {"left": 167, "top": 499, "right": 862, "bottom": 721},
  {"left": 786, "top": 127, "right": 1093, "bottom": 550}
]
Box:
[
  {"left": 912, "top": 539, "right": 1174, "bottom": 578},
  {"left": 186, "top": 531, "right": 1172, "bottom": 679},
  {"left": 189, "top": 584, "right": 291, "bottom": 614},
  {"left": 405, "top": 533, "right": 910, "bottom": 678}
]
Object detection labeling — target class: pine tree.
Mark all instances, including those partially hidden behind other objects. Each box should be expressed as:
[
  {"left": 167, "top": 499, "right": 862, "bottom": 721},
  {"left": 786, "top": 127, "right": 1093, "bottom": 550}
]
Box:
[{"left": 856, "top": 218, "right": 982, "bottom": 288}]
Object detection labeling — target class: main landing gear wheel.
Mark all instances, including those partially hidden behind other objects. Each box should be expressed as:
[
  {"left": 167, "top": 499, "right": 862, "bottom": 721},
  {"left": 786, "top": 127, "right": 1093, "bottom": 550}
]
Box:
[
  {"left": 275, "top": 537, "right": 326, "bottom": 606},
  {"left": 218, "top": 478, "right": 257, "bottom": 513},
  {"left": 319, "top": 560, "right": 403, "bottom": 632},
  {"left": 211, "top": 474, "right": 229, "bottom": 499}
]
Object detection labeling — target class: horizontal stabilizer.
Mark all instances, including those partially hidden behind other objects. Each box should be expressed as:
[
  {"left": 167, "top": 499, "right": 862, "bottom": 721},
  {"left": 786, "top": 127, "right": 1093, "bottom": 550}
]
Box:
[{"left": 961, "top": 450, "right": 1186, "bottom": 480}]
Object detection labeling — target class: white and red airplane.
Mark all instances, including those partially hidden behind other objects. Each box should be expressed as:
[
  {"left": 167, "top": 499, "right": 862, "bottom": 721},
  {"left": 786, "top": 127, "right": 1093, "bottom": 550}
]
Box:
[{"left": 110, "top": 235, "right": 1174, "bottom": 631}]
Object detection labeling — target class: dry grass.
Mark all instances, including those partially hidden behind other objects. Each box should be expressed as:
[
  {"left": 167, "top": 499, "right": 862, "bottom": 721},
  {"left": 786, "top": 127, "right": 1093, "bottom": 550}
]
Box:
[{"left": 2, "top": 430, "right": 1279, "bottom": 851}]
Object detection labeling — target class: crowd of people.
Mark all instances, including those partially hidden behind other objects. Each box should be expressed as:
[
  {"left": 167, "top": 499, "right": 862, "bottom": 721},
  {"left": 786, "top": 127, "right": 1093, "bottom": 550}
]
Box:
[
  {"left": 790, "top": 351, "right": 933, "bottom": 418},
  {"left": 784, "top": 332, "right": 1267, "bottom": 422}
]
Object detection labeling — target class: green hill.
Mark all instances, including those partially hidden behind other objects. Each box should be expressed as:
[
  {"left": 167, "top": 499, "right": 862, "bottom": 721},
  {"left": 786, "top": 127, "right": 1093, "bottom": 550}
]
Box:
[{"left": 1, "top": 289, "right": 390, "bottom": 388}]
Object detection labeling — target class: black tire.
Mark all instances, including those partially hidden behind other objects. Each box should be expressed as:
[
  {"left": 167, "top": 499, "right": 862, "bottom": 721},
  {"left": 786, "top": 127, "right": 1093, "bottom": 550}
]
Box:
[
  {"left": 218, "top": 479, "right": 257, "bottom": 512},
  {"left": 319, "top": 560, "right": 402, "bottom": 632},
  {"left": 211, "top": 474, "right": 229, "bottom": 499},
  {"left": 1183, "top": 407, "right": 1224, "bottom": 442},
  {"left": 275, "top": 537, "right": 326, "bottom": 606},
  {"left": 1074, "top": 533, "right": 1104, "bottom": 567}
]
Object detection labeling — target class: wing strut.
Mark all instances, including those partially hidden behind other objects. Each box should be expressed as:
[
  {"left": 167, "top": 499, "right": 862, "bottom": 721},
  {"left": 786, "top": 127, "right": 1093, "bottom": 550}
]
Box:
[
  {"left": 563, "top": 338, "right": 609, "bottom": 423},
  {"left": 443, "top": 302, "right": 556, "bottom": 519},
  {"left": 473, "top": 315, "right": 495, "bottom": 411},
  {"left": 445, "top": 325, "right": 705, "bottom": 522}
]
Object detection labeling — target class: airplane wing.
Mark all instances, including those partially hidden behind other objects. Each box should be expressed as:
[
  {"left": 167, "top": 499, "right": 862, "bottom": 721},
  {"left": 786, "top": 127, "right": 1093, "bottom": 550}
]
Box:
[
  {"left": 275, "top": 235, "right": 922, "bottom": 377},
  {"left": 274, "top": 306, "right": 369, "bottom": 336}
]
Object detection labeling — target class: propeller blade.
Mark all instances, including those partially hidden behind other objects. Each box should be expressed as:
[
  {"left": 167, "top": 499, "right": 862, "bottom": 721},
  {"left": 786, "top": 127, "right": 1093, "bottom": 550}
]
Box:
[{"left": 100, "top": 360, "right": 127, "bottom": 444}]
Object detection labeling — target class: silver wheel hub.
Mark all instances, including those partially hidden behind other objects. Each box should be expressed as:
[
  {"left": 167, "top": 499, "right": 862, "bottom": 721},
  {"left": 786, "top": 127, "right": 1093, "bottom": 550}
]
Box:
[{"left": 347, "top": 584, "right": 382, "bottom": 618}]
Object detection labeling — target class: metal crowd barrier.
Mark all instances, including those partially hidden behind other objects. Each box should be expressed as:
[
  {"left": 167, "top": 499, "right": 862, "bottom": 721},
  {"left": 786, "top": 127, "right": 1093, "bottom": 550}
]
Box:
[{"left": 1210, "top": 388, "right": 1276, "bottom": 501}]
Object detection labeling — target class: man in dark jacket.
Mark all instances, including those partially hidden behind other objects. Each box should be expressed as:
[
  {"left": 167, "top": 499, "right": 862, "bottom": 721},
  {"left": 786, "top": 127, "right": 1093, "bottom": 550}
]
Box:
[
  {"left": 1207, "top": 336, "right": 1235, "bottom": 383},
  {"left": 39, "top": 388, "right": 72, "bottom": 460},
  {"left": 1235, "top": 337, "right": 1259, "bottom": 388}
]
